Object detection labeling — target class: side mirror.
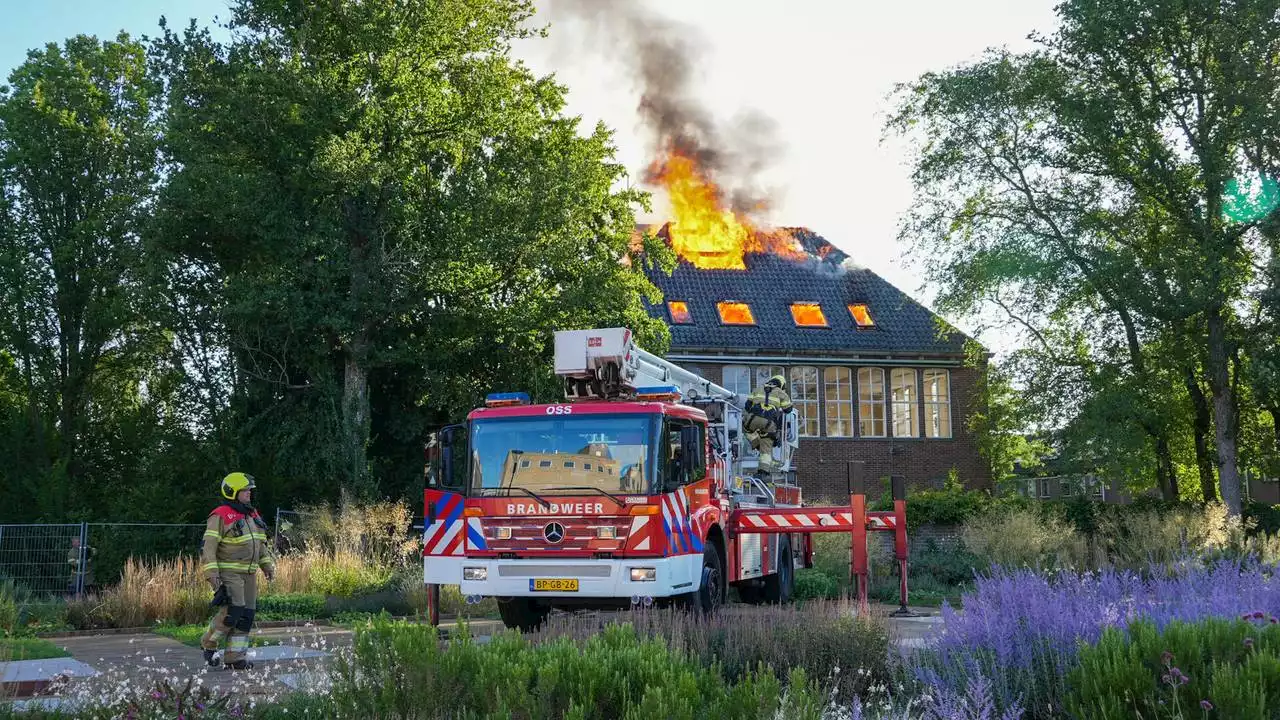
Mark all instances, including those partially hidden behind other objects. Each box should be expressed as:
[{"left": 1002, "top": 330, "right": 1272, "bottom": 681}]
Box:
[{"left": 433, "top": 424, "right": 467, "bottom": 492}]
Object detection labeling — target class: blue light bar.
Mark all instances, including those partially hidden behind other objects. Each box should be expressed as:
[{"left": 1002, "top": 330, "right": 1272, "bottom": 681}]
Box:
[
  {"left": 634, "top": 385, "right": 681, "bottom": 401},
  {"left": 485, "top": 392, "right": 530, "bottom": 407}
]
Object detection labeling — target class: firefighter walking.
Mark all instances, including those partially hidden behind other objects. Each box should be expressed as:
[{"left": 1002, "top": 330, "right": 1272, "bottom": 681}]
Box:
[
  {"left": 200, "top": 472, "right": 275, "bottom": 670},
  {"left": 743, "top": 375, "right": 793, "bottom": 471}
]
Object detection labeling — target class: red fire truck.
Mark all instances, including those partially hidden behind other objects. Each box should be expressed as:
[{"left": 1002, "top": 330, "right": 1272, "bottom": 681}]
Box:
[{"left": 422, "top": 327, "right": 910, "bottom": 631}]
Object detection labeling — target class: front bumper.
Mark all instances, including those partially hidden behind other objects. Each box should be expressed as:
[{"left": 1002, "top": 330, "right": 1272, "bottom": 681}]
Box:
[{"left": 426, "top": 555, "right": 702, "bottom": 599}]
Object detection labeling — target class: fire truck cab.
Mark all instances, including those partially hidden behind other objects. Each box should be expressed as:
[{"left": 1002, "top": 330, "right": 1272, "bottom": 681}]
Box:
[{"left": 424, "top": 328, "right": 811, "bottom": 631}]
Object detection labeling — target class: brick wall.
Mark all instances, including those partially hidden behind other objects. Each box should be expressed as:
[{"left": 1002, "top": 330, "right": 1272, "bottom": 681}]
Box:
[{"left": 685, "top": 361, "right": 991, "bottom": 501}]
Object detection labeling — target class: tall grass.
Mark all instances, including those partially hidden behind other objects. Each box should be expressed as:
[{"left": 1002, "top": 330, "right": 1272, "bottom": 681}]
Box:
[
  {"left": 98, "top": 556, "right": 210, "bottom": 627},
  {"left": 961, "top": 507, "right": 1092, "bottom": 571}
]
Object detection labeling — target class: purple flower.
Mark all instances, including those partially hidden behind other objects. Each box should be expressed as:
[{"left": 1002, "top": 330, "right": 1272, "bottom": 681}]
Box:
[
  {"left": 1244, "top": 637, "right": 1255, "bottom": 649},
  {"left": 1201, "top": 699, "right": 1214, "bottom": 711},
  {"left": 1161, "top": 650, "right": 1174, "bottom": 666},
  {"left": 150, "top": 690, "right": 163, "bottom": 700},
  {"left": 906, "top": 556, "right": 1280, "bottom": 718}
]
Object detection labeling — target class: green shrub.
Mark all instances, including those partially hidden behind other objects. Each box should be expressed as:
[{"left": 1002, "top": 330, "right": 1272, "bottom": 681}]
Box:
[
  {"left": 307, "top": 556, "right": 393, "bottom": 597},
  {"left": 1066, "top": 615, "right": 1280, "bottom": 719},
  {"left": 533, "top": 601, "right": 891, "bottom": 704},
  {"left": 910, "top": 539, "right": 981, "bottom": 587},
  {"left": 0, "top": 581, "right": 19, "bottom": 635},
  {"left": 792, "top": 569, "right": 841, "bottom": 601},
  {"left": 257, "top": 592, "right": 327, "bottom": 620},
  {"left": 299, "top": 617, "right": 831, "bottom": 719}
]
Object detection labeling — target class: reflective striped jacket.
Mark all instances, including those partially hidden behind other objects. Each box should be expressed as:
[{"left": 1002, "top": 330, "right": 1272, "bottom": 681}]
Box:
[{"left": 201, "top": 504, "right": 275, "bottom": 578}]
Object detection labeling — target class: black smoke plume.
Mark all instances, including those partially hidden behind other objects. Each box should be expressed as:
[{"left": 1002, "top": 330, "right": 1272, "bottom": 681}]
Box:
[{"left": 543, "top": 0, "right": 787, "bottom": 219}]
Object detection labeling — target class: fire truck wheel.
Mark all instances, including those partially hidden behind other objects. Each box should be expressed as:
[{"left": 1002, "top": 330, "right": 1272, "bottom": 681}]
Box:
[
  {"left": 762, "top": 537, "right": 794, "bottom": 604},
  {"left": 689, "top": 543, "right": 726, "bottom": 614},
  {"left": 497, "top": 598, "right": 549, "bottom": 632}
]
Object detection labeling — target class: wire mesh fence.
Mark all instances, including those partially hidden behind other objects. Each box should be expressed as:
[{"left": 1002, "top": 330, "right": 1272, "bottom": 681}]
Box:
[
  {"left": 1, "top": 512, "right": 431, "bottom": 598},
  {"left": 84, "top": 523, "right": 206, "bottom": 595},
  {"left": 0, "top": 524, "right": 86, "bottom": 597}
]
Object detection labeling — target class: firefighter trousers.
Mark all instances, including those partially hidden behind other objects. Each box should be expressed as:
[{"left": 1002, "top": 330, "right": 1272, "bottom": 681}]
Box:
[
  {"left": 744, "top": 414, "right": 778, "bottom": 455},
  {"left": 200, "top": 572, "right": 257, "bottom": 663}
]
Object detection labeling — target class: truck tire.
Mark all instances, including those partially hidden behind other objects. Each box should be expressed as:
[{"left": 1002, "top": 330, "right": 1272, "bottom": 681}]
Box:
[
  {"left": 762, "top": 537, "right": 794, "bottom": 604},
  {"left": 688, "top": 543, "right": 726, "bottom": 614},
  {"left": 497, "top": 598, "right": 549, "bottom": 632}
]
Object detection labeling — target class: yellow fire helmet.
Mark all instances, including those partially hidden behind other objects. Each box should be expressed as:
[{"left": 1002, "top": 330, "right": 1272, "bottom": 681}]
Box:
[
  {"left": 220, "top": 472, "right": 257, "bottom": 501},
  {"left": 766, "top": 375, "right": 785, "bottom": 389}
]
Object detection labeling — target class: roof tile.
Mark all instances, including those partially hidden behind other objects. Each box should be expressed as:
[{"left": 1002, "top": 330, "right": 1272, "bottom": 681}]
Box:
[{"left": 641, "top": 228, "right": 974, "bottom": 356}]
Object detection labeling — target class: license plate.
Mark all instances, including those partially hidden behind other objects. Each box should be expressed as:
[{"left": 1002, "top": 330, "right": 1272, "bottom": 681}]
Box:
[{"left": 530, "top": 578, "right": 578, "bottom": 592}]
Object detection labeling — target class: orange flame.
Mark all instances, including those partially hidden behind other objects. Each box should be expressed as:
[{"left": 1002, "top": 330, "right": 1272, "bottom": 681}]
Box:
[
  {"left": 716, "top": 301, "right": 756, "bottom": 325},
  {"left": 790, "top": 303, "right": 828, "bottom": 327},
  {"left": 649, "top": 146, "right": 806, "bottom": 270}
]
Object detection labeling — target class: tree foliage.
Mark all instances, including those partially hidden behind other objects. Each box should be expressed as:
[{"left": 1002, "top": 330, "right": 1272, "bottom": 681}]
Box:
[
  {"left": 890, "top": 0, "right": 1280, "bottom": 514},
  {"left": 0, "top": 0, "right": 672, "bottom": 521}
]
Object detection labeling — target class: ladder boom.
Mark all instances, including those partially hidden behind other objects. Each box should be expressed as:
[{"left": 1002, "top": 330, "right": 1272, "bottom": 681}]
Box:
[{"left": 553, "top": 328, "right": 797, "bottom": 479}]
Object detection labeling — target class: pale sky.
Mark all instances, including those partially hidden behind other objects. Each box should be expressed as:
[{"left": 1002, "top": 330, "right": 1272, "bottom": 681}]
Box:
[{"left": 2, "top": 0, "right": 1062, "bottom": 354}]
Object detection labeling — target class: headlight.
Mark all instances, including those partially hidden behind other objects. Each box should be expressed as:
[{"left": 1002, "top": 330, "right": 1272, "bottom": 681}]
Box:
[
  {"left": 596, "top": 526, "right": 617, "bottom": 539},
  {"left": 495, "top": 527, "right": 512, "bottom": 540},
  {"left": 463, "top": 567, "right": 487, "bottom": 581},
  {"left": 629, "top": 567, "right": 656, "bottom": 582}
]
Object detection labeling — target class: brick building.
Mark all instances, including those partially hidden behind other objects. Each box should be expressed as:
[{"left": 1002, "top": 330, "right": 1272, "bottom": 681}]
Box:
[{"left": 641, "top": 228, "right": 990, "bottom": 501}]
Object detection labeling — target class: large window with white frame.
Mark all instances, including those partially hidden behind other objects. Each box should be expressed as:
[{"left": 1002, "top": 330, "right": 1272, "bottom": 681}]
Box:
[
  {"left": 755, "top": 366, "right": 785, "bottom": 391},
  {"left": 823, "top": 367, "right": 853, "bottom": 437},
  {"left": 857, "top": 368, "right": 886, "bottom": 438},
  {"left": 923, "top": 369, "right": 951, "bottom": 438},
  {"left": 890, "top": 368, "right": 918, "bottom": 437},
  {"left": 789, "top": 366, "right": 820, "bottom": 437},
  {"left": 722, "top": 365, "right": 751, "bottom": 398}
]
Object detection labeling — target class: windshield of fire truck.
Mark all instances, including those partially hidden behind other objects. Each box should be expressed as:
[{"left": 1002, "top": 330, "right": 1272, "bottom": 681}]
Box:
[{"left": 469, "top": 415, "right": 659, "bottom": 496}]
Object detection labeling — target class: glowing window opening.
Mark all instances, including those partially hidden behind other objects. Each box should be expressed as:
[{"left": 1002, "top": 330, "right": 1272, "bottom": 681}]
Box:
[
  {"left": 716, "top": 301, "right": 756, "bottom": 325},
  {"left": 848, "top": 303, "right": 875, "bottom": 328},
  {"left": 790, "top": 303, "right": 829, "bottom": 328},
  {"left": 668, "top": 301, "right": 692, "bottom": 324}
]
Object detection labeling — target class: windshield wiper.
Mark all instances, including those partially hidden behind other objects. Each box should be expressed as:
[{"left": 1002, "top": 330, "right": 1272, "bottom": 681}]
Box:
[
  {"left": 543, "top": 486, "right": 627, "bottom": 508},
  {"left": 497, "top": 486, "right": 551, "bottom": 509}
]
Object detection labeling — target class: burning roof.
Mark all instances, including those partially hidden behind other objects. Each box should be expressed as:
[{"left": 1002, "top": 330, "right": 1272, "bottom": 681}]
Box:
[{"left": 632, "top": 220, "right": 973, "bottom": 357}]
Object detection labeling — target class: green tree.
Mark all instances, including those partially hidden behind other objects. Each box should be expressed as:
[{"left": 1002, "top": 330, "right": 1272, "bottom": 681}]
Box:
[
  {"left": 153, "top": 0, "right": 671, "bottom": 501},
  {"left": 0, "top": 34, "right": 161, "bottom": 517},
  {"left": 889, "top": 0, "right": 1280, "bottom": 515}
]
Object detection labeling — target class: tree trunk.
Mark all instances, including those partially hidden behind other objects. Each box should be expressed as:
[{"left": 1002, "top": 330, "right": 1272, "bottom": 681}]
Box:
[
  {"left": 342, "top": 341, "right": 371, "bottom": 495},
  {"left": 1185, "top": 368, "right": 1217, "bottom": 502},
  {"left": 1155, "top": 433, "right": 1178, "bottom": 501},
  {"left": 1206, "top": 307, "right": 1242, "bottom": 516}
]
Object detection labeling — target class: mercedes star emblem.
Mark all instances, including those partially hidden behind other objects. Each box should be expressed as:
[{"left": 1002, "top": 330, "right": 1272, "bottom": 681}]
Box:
[{"left": 543, "top": 522, "right": 565, "bottom": 544}]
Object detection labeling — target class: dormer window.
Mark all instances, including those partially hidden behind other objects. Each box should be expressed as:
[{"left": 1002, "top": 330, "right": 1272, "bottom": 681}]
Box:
[
  {"left": 790, "top": 303, "right": 828, "bottom": 328},
  {"left": 848, "top": 303, "right": 875, "bottom": 328},
  {"left": 716, "top": 301, "right": 756, "bottom": 325},
  {"left": 668, "top": 301, "right": 692, "bottom": 324}
]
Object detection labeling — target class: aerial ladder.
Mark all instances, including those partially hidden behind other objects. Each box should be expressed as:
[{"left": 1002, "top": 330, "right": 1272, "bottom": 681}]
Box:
[
  {"left": 552, "top": 328, "right": 916, "bottom": 615},
  {"left": 555, "top": 328, "right": 799, "bottom": 483}
]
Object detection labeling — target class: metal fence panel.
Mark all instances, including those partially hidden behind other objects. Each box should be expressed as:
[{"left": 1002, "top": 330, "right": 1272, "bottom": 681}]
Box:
[
  {"left": 85, "top": 523, "right": 205, "bottom": 593},
  {"left": 0, "top": 524, "right": 86, "bottom": 597}
]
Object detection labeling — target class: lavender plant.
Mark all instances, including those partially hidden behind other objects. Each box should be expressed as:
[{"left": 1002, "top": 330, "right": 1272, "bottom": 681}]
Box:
[{"left": 907, "top": 557, "right": 1280, "bottom": 718}]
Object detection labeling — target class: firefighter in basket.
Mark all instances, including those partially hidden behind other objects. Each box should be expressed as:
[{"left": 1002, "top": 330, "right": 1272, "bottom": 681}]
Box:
[
  {"left": 743, "top": 375, "right": 792, "bottom": 471},
  {"left": 200, "top": 472, "right": 275, "bottom": 670}
]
